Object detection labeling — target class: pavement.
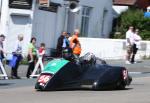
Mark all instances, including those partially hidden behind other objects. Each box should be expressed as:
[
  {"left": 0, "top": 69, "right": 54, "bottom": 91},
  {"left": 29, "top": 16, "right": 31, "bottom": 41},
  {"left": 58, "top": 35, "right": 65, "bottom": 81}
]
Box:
[
  {"left": 107, "top": 59, "right": 150, "bottom": 73},
  {"left": 1, "top": 59, "right": 150, "bottom": 78}
]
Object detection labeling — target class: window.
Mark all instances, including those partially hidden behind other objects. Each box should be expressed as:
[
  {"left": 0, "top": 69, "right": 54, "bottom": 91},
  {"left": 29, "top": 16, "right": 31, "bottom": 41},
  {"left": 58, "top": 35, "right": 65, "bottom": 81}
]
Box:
[
  {"left": 9, "top": 0, "right": 33, "bottom": 9},
  {"left": 39, "top": 2, "right": 60, "bottom": 12},
  {"left": 80, "top": 6, "right": 92, "bottom": 37},
  {"left": 101, "top": 9, "right": 108, "bottom": 37}
]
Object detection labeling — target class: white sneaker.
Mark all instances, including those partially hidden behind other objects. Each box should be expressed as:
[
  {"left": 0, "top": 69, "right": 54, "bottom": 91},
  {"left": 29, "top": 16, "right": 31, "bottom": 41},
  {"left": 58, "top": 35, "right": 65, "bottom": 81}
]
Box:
[{"left": 126, "top": 61, "right": 131, "bottom": 64}]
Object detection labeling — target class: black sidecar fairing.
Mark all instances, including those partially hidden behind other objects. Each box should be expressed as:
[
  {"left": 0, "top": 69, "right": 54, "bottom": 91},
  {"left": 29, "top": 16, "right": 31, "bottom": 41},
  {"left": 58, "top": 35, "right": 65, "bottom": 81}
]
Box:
[{"left": 35, "top": 58, "right": 132, "bottom": 91}]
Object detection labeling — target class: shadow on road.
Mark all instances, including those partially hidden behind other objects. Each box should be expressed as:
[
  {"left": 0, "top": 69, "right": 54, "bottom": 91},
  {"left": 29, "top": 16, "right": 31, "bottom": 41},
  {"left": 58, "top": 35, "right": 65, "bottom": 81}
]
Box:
[
  {"left": 0, "top": 83, "right": 15, "bottom": 86},
  {"left": 35, "top": 87, "right": 133, "bottom": 92}
]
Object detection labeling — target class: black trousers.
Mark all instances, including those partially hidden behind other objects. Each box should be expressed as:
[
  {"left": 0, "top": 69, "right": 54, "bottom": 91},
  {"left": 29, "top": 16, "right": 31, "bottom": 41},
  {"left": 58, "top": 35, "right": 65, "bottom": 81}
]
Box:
[
  {"left": 26, "top": 55, "right": 37, "bottom": 78},
  {"left": 131, "top": 44, "right": 138, "bottom": 63},
  {"left": 11, "top": 59, "right": 20, "bottom": 77},
  {"left": 26, "top": 61, "right": 35, "bottom": 78}
]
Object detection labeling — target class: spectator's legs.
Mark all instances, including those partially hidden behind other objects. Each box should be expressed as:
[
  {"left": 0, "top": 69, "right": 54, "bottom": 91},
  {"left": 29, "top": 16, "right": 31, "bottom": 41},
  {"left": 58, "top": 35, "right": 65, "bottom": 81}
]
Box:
[
  {"left": 126, "top": 46, "right": 132, "bottom": 64},
  {"left": 11, "top": 59, "right": 20, "bottom": 78},
  {"left": 26, "top": 61, "right": 35, "bottom": 78},
  {"left": 131, "top": 44, "right": 138, "bottom": 63}
]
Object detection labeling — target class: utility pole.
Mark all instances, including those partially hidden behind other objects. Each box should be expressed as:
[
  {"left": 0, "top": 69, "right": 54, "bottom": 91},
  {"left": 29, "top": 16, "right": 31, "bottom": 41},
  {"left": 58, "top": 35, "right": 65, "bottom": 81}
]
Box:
[{"left": 0, "top": 0, "right": 9, "bottom": 35}]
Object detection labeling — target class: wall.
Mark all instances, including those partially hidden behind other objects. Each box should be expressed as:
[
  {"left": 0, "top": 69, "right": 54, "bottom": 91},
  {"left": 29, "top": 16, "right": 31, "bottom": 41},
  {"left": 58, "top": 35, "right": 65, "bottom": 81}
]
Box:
[
  {"left": 32, "top": 0, "right": 114, "bottom": 51},
  {"left": 79, "top": 38, "right": 150, "bottom": 60},
  {"left": 32, "top": 5, "right": 57, "bottom": 49},
  {"left": 0, "top": 0, "right": 114, "bottom": 55},
  {"left": 0, "top": 0, "right": 34, "bottom": 54},
  {"left": 79, "top": 0, "right": 113, "bottom": 38}
]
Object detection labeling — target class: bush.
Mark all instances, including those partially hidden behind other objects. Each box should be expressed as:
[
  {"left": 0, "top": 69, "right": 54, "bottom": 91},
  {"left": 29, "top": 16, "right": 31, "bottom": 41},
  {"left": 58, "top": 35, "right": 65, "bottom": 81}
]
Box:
[
  {"left": 20, "top": 57, "right": 28, "bottom": 65},
  {"left": 112, "top": 8, "right": 150, "bottom": 40}
]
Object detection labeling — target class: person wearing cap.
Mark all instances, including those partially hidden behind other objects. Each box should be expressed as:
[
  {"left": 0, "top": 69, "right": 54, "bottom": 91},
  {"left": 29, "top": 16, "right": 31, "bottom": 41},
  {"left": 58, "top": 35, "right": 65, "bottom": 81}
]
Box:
[{"left": 11, "top": 34, "right": 24, "bottom": 79}]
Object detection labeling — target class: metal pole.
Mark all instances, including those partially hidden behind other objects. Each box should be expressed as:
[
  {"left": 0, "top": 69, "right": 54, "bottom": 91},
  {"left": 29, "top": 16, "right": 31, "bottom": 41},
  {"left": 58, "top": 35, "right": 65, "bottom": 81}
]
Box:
[
  {"left": 0, "top": 0, "right": 9, "bottom": 35},
  {"left": 64, "top": 7, "right": 69, "bottom": 32}
]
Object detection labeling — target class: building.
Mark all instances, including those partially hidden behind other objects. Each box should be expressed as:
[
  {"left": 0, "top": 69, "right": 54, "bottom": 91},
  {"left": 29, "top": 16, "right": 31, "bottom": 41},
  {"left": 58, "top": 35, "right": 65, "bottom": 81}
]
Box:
[
  {"left": 113, "top": 0, "right": 150, "bottom": 17},
  {"left": 0, "top": 0, "right": 34, "bottom": 54},
  {"left": 0, "top": 0, "right": 113, "bottom": 55}
]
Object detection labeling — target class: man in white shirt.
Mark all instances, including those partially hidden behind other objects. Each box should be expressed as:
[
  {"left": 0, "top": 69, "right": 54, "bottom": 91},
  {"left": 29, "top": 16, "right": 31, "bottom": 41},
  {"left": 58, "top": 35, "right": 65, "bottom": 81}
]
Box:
[
  {"left": 125, "top": 26, "right": 134, "bottom": 64},
  {"left": 131, "top": 29, "right": 142, "bottom": 63}
]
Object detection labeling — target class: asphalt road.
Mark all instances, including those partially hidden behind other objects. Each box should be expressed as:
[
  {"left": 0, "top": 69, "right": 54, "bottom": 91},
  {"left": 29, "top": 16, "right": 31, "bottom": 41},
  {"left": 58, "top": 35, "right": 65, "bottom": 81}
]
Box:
[
  {"left": 0, "top": 59, "right": 150, "bottom": 103},
  {"left": 107, "top": 59, "right": 150, "bottom": 73},
  {"left": 0, "top": 77, "right": 150, "bottom": 103}
]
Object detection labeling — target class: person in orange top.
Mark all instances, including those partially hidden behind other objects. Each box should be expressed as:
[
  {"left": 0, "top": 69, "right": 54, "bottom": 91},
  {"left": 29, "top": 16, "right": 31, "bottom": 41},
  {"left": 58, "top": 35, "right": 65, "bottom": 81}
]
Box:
[{"left": 70, "top": 29, "right": 82, "bottom": 62}]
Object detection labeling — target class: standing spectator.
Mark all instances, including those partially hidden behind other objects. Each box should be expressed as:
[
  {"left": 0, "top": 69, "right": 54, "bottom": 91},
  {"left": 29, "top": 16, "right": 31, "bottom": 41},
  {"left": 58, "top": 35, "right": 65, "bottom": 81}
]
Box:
[
  {"left": 38, "top": 43, "right": 46, "bottom": 58},
  {"left": 37, "top": 43, "right": 46, "bottom": 73},
  {"left": 70, "top": 29, "right": 82, "bottom": 62},
  {"left": 62, "top": 33, "right": 72, "bottom": 60},
  {"left": 56, "top": 32, "right": 67, "bottom": 57},
  {"left": 131, "top": 29, "right": 142, "bottom": 63},
  {"left": 11, "top": 34, "right": 24, "bottom": 79},
  {"left": 0, "top": 34, "right": 5, "bottom": 61},
  {"left": 26, "top": 37, "right": 37, "bottom": 78},
  {"left": 125, "top": 26, "right": 134, "bottom": 64}
]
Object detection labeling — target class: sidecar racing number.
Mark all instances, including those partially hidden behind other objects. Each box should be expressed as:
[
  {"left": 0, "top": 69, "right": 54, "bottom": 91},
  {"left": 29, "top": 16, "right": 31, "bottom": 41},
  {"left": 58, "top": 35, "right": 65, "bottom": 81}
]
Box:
[{"left": 38, "top": 75, "right": 51, "bottom": 84}]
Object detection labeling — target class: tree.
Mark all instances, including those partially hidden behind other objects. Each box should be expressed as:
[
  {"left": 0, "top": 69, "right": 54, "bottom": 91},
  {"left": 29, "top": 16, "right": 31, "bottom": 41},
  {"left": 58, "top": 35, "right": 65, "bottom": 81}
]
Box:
[{"left": 112, "top": 8, "right": 150, "bottom": 40}]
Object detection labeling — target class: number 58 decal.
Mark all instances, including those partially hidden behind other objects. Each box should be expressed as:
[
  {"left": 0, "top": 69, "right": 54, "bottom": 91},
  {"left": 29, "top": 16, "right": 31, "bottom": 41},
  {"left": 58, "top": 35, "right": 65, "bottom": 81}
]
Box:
[{"left": 38, "top": 75, "right": 52, "bottom": 84}]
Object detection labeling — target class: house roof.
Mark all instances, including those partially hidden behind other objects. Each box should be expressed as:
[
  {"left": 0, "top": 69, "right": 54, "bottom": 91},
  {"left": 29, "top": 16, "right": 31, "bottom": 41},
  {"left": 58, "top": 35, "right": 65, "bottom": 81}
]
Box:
[
  {"left": 113, "top": 0, "right": 150, "bottom": 10},
  {"left": 113, "top": 0, "right": 137, "bottom": 6}
]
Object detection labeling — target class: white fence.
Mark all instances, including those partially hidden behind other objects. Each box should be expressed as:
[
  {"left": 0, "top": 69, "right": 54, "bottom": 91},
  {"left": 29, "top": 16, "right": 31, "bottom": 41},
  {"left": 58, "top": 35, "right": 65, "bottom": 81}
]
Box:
[{"left": 79, "top": 38, "right": 150, "bottom": 60}]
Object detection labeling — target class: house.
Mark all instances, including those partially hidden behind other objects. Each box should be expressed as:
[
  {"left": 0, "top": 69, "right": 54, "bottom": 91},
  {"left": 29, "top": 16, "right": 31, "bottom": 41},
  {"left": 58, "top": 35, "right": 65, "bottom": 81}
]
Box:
[
  {"left": 0, "top": 0, "right": 113, "bottom": 55},
  {"left": 113, "top": 0, "right": 150, "bottom": 17}
]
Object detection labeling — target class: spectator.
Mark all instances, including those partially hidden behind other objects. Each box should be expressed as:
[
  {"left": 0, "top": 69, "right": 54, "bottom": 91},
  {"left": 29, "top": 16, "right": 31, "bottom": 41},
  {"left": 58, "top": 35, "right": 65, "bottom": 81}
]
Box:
[
  {"left": 37, "top": 43, "right": 46, "bottom": 73},
  {"left": 11, "top": 34, "right": 24, "bottom": 79},
  {"left": 38, "top": 43, "right": 46, "bottom": 58},
  {"left": 62, "top": 33, "right": 72, "bottom": 60},
  {"left": 131, "top": 29, "right": 142, "bottom": 63},
  {"left": 125, "top": 26, "right": 134, "bottom": 64},
  {"left": 56, "top": 31, "right": 68, "bottom": 57},
  {"left": 26, "top": 37, "right": 37, "bottom": 78},
  {"left": 0, "top": 34, "right": 5, "bottom": 61},
  {"left": 70, "top": 29, "right": 82, "bottom": 62}
]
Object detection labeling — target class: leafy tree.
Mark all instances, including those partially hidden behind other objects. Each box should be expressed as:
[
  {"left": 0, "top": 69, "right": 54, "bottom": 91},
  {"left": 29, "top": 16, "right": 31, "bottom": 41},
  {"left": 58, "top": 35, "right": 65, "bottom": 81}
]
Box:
[{"left": 112, "top": 8, "right": 150, "bottom": 40}]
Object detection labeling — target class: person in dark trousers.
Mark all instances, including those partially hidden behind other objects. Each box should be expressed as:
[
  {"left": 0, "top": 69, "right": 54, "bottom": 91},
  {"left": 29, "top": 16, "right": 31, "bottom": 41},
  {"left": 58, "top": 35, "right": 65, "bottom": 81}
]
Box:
[
  {"left": 11, "top": 34, "right": 24, "bottom": 79},
  {"left": 56, "top": 32, "right": 67, "bottom": 57},
  {"left": 131, "top": 29, "right": 142, "bottom": 63},
  {"left": 26, "top": 37, "right": 37, "bottom": 78}
]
